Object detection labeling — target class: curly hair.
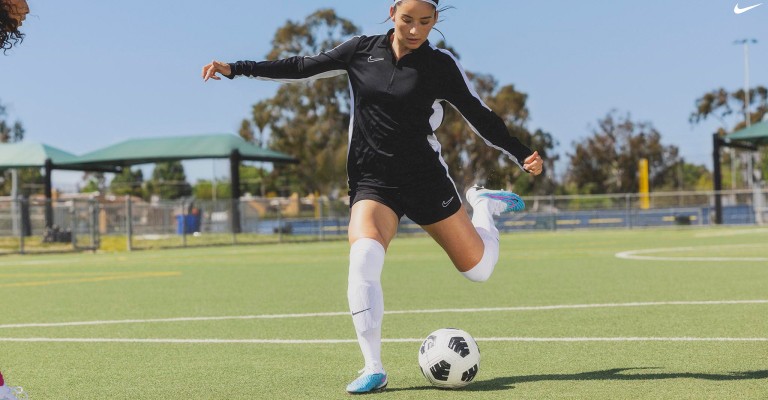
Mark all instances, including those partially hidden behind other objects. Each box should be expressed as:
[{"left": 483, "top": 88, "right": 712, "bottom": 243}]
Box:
[{"left": 1, "top": 0, "right": 25, "bottom": 53}]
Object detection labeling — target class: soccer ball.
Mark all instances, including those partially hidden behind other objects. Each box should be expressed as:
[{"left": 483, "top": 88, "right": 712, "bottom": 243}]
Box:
[{"left": 418, "top": 328, "right": 480, "bottom": 389}]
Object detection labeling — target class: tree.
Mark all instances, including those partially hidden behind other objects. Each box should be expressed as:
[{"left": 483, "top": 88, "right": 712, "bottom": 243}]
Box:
[
  {"left": 146, "top": 161, "right": 192, "bottom": 200},
  {"left": 0, "top": 100, "right": 24, "bottom": 143},
  {"left": 239, "top": 112, "right": 269, "bottom": 197},
  {"left": 565, "top": 111, "right": 684, "bottom": 194},
  {"left": 243, "top": 9, "right": 358, "bottom": 196},
  {"left": 432, "top": 45, "right": 557, "bottom": 196},
  {"left": 238, "top": 119, "right": 255, "bottom": 143},
  {"left": 690, "top": 86, "right": 767, "bottom": 189},
  {"left": 109, "top": 168, "right": 145, "bottom": 198},
  {"left": 690, "top": 86, "right": 767, "bottom": 132},
  {"left": 193, "top": 179, "right": 230, "bottom": 200},
  {"left": 0, "top": 168, "right": 43, "bottom": 196},
  {"left": 0, "top": 100, "right": 40, "bottom": 196},
  {"left": 80, "top": 172, "right": 106, "bottom": 193},
  {"left": 675, "top": 162, "right": 713, "bottom": 191}
]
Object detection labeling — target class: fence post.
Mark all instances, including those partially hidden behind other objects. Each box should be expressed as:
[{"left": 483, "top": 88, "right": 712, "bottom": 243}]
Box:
[
  {"left": 126, "top": 196, "right": 133, "bottom": 252},
  {"left": 231, "top": 199, "right": 238, "bottom": 245},
  {"left": 625, "top": 193, "right": 632, "bottom": 229},
  {"left": 17, "top": 198, "right": 24, "bottom": 255},
  {"left": 319, "top": 197, "right": 324, "bottom": 241},
  {"left": 754, "top": 184, "right": 764, "bottom": 225},
  {"left": 180, "top": 199, "right": 187, "bottom": 248},
  {"left": 10, "top": 170, "right": 18, "bottom": 236},
  {"left": 550, "top": 195, "right": 556, "bottom": 231},
  {"left": 69, "top": 203, "right": 76, "bottom": 248},
  {"left": 89, "top": 199, "right": 98, "bottom": 251}
]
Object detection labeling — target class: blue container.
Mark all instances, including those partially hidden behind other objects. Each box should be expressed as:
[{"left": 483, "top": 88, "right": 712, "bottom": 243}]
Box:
[{"left": 176, "top": 214, "right": 201, "bottom": 234}]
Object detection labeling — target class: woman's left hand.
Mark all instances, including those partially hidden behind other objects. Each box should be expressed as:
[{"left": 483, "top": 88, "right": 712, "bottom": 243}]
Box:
[
  {"left": 202, "top": 60, "right": 232, "bottom": 82},
  {"left": 523, "top": 151, "right": 543, "bottom": 176}
]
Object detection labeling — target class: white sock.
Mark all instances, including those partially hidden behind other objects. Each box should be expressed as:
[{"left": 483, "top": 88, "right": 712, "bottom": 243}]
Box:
[
  {"left": 461, "top": 227, "right": 499, "bottom": 282},
  {"left": 471, "top": 198, "right": 500, "bottom": 237},
  {"left": 348, "top": 238, "right": 386, "bottom": 373},
  {"left": 463, "top": 199, "right": 501, "bottom": 282}
]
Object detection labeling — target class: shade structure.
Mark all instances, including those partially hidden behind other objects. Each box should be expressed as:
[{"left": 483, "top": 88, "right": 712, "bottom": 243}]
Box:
[
  {"left": 725, "top": 120, "right": 768, "bottom": 146},
  {"left": 0, "top": 142, "right": 79, "bottom": 169},
  {"left": 63, "top": 133, "right": 297, "bottom": 167},
  {"left": 0, "top": 142, "right": 119, "bottom": 230},
  {"left": 57, "top": 133, "right": 299, "bottom": 234},
  {"left": 712, "top": 120, "right": 768, "bottom": 224}
]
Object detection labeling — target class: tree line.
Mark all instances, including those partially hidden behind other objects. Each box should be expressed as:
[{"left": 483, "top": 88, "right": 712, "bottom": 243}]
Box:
[{"left": 2, "top": 9, "right": 766, "bottom": 200}]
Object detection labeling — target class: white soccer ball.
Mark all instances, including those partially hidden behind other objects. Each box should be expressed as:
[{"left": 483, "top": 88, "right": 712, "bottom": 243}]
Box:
[{"left": 418, "top": 328, "right": 480, "bottom": 389}]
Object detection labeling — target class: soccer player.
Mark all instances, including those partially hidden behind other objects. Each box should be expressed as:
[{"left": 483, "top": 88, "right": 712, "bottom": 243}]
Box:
[
  {"left": 202, "top": 0, "right": 543, "bottom": 393},
  {"left": 0, "top": 0, "right": 29, "bottom": 52}
]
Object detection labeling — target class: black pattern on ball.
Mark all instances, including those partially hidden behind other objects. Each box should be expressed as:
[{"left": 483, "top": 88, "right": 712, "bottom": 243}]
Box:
[
  {"left": 448, "top": 336, "right": 470, "bottom": 357},
  {"left": 461, "top": 364, "right": 479, "bottom": 382},
  {"left": 429, "top": 360, "right": 451, "bottom": 381}
]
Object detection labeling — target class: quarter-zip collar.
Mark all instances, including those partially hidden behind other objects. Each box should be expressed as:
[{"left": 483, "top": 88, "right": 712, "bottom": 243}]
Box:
[{"left": 380, "top": 28, "right": 432, "bottom": 63}]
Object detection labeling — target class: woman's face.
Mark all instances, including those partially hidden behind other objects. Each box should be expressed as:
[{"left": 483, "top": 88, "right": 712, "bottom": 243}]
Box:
[
  {"left": 390, "top": 0, "right": 437, "bottom": 53},
  {"left": 6, "top": 0, "right": 30, "bottom": 26}
]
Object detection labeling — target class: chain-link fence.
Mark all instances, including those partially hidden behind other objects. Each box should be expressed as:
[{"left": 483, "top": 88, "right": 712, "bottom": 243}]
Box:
[
  {"left": 1, "top": 188, "right": 766, "bottom": 254},
  {"left": 0, "top": 196, "right": 99, "bottom": 255}
]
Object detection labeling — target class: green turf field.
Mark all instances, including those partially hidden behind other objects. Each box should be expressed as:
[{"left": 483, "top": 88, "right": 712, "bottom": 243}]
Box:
[{"left": 0, "top": 227, "right": 767, "bottom": 399}]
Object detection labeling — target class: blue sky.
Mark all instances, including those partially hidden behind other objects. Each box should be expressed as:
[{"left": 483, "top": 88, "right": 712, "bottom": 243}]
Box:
[{"left": 1, "top": 1, "right": 765, "bottom": 190}]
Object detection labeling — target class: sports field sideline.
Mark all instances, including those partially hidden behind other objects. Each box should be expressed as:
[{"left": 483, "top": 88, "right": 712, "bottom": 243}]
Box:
[{"left": 0, "top": 227, "right": 766, "bottom": 399}]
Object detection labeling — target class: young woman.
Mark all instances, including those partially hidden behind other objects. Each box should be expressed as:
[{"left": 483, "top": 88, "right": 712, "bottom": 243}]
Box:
[
  {"left": 203, "top": 0, "right": 543, "bottom": 393},
  {"left": 0, "top": 0, "right": 29, "bottom": 52}
]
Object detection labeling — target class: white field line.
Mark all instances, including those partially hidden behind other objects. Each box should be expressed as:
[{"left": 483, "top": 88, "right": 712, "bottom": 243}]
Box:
[
  {"left": 616, "top": 245, "right": 768, "bottom": 262},
  {"left": 694, "top": 228, "right": 768, "bottom": 238},
  {"left": 0, "top": 337, "right": 765, "bottom": 344},
  {"left": 1, "top": 300, "right": 766, "bottom": 329}
]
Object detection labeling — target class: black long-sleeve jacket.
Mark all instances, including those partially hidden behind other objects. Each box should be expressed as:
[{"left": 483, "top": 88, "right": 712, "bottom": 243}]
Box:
[{"left": 228, "top": 29, "right": 532, "bottom": 190}]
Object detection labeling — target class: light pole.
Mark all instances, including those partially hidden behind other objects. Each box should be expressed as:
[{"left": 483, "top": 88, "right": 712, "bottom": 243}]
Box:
[
  {"left": 734, "top": 39, "right": 757, "bottom": 126},
  {"left": 734, "top": 38, "right": 758, "bottom": 188}
]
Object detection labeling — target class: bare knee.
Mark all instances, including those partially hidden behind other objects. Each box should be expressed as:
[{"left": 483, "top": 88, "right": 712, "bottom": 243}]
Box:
[
  {"left": 348, "top": 234, "right": 389, "bottom": 249},
  {"left": 452, "top": 244, "right": 485, "bottom": 273},
  {"left": 460, "top": 234, "right": 498, "bottom": 282}
]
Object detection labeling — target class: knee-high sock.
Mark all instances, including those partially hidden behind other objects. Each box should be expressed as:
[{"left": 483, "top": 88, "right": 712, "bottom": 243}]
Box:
[
  {"left": 470, "top": 197, "right": 499, "bottom": 237},
  {"left": 463, "top": 199, "right": 500, "bottom": 282},
  {"left": 348, "top": 238, "right": 386, "bottom": 373}
]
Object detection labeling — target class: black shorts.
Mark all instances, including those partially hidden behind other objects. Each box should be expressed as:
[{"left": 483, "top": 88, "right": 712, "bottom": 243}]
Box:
[{"left": 349, "top": 177, "right": 462, "bottom": 225}]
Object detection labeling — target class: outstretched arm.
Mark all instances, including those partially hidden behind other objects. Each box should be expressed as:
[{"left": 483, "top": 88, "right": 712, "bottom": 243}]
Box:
[
  {"left": 437, "top": 50, "right": 543, "bottom": 176},
  {"left": 202, "top": 36, "right": 361, "bottom": 83}
]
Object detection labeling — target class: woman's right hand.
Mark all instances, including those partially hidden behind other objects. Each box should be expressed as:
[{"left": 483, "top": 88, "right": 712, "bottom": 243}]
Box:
[{"left": 202, "top": 60, "right": 232, "bottom": 81}]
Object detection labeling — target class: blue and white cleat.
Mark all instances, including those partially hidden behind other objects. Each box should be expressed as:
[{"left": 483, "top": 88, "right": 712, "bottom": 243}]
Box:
[
  {"left": 0, "top": 385, "right": 28, "bottom": 400},
  {"left": 466, "top": 185, "right": 525, "bottom": 215},
  {"left": 346, "top": 368, "right": 388, "bottom": 395}
]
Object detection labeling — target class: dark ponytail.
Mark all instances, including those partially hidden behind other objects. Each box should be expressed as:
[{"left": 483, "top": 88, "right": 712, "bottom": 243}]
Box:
[{"left": 0, "top": 2, "right": 25, "bottom": 53}]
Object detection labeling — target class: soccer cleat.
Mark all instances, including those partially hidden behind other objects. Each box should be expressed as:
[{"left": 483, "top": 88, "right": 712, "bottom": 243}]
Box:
[
  {"left": 346, "top": 369, "right": 388, "bottom": 395},
  {"left": 0, "top": 385, "right": 28, "bottom": 400},
  {"left": 466, "top": 185, "right": 525, "bottom": 215}
]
